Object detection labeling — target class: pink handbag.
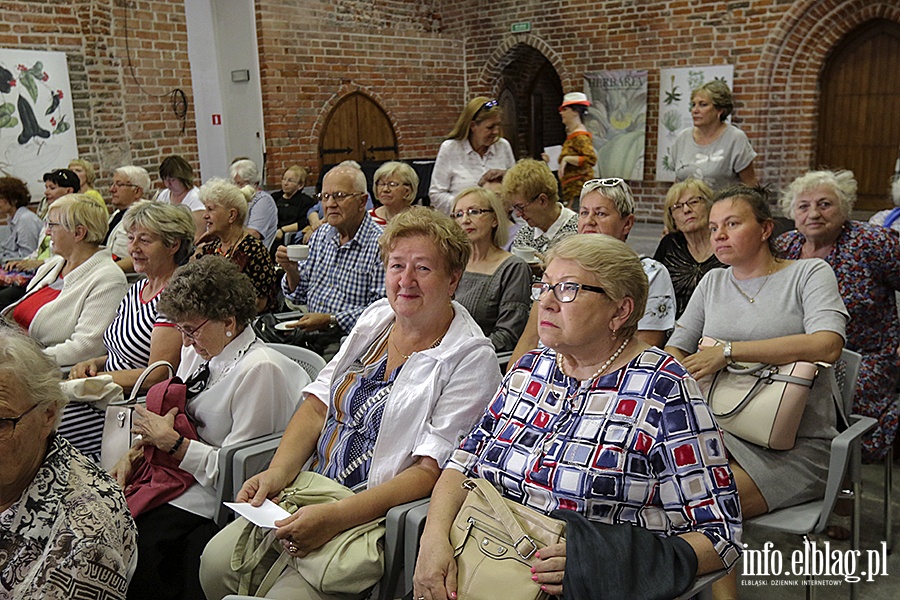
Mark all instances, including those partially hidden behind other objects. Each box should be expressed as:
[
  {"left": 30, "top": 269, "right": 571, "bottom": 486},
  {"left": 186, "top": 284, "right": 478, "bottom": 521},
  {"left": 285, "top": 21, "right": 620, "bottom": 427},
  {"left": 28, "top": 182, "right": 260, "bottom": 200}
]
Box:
[{"left": 697, "top": 337, "right": 818, "bottom": 450}]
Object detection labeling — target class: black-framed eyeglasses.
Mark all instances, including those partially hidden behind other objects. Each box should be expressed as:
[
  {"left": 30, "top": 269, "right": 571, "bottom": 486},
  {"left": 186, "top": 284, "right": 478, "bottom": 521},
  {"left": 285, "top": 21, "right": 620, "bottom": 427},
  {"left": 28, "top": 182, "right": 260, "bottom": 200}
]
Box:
[
  {"left": 669, "top": 196, "right": 704, "bottom": 214},
  {"left": 315, "top": 191, "right": 367, "bottom": 203},
  {"left": 175, "top": 318, "right": 210, "bottom": 341},
  {"left": 44, "top": 220, "right": 63, "bottom": 230},
  {"left": 451, "top": 208, "right": 494, "bottom": 220},
  {"left": 531, "top": 280, "right": 606, "bottom": 303},
  {"left": 109, "top": 181, "right": 141, "bottom": 190},
  {"left": 511, "top": 193, "right": 543, "bottom": 214},
  {"left": 0, "top": 402, "right": 41, "bottom": 441}
]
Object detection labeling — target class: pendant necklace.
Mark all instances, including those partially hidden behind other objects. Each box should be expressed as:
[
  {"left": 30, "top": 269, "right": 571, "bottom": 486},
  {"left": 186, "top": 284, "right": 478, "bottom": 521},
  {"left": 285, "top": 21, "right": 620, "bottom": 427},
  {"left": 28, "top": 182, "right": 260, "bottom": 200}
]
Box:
[{"left": 731, "top": 263, "right": 775, "bottom": 303}]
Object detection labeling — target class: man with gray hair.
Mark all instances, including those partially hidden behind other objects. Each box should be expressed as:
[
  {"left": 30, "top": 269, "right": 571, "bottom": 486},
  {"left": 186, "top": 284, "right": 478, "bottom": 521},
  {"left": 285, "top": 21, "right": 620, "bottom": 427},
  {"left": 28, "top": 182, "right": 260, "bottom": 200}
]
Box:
[
  {"left": 107, "top": 165, "right": 152, "bottom": 272},
  {"left": 275, "top": 164, "right": 385, "bottom": 358},
  {"left": 0, "top": 328, "right": 136, "bottom": 598}
]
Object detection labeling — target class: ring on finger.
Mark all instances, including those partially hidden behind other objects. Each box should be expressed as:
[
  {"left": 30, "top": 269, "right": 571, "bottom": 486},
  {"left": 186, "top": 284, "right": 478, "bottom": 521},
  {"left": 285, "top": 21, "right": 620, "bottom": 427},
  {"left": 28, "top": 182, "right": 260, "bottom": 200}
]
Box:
[{"left": 288, "top": 542, "right": 298, "bottom": 553}]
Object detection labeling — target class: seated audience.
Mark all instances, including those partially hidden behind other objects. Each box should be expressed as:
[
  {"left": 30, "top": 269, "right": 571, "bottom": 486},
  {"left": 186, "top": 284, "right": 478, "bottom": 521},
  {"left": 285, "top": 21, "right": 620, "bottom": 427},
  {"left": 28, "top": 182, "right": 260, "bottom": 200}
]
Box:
[
  {"left": 276, "top": 164, "right": 386, "bottom": 359},
  {"left": 157, "top": 154, "right": 205, "bottom": 241},
  {"left": 68, "top": 158, "right": 104, "bottom": 204},
  {"left": 509, "top": 177, "right": 676, "bottom": 365},
  {"left": 0, "top": 176, "right": 42, "bottom": 263},
  {"left": 231, "top": 158, "right": 278, "bottom": 248},
  {"left": 666, "top": 185, "right": 847, "bottom": 598},
  {"left": 193, "top": 178, "right": 279, "bottom": 314},
  {"left": 272, "top": 165, "right": 316, "bottom": 248},
  {"left": 654, "top": 178, "right": 724, "bottom": 318},
  {"left": 64, "top": 201, "right": 194, "bottom": 460},
  {"left": 777, "top": 170, "right": 900, "bottom": 463},
  {"left": 0, "top": 328, "right": 137, "bottom": 599},
  {"left": 200, "top": 207, "right": 501, "bottom": 600},
  {"left": 370, "top": 160, "right": 419, "bottom": 225},
  {"left": 414, "top": 234, "right": 741, "bottom": 600},
  {"left": 1, "top": 194, "right": 127, "bottom": 366},
  {"left": 505, "top": 158, "right": 579, "bottom": 255},
  {"left": 113, "top": 256, "right": 309, "bottom": 600},
  {"left": 106, "top": 165, "right": 152, "bottom": 272},
  {"left": 452, "top": 187, "right": 530, "bottom": 352},
  {"left": 429, "top": 96, "right": 515, "bottom": 214}
]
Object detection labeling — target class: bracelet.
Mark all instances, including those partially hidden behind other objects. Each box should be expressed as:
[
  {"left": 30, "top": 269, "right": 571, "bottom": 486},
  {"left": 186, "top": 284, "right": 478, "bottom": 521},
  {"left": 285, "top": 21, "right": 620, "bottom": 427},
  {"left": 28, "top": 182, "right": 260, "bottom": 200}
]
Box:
[
  {"left": 168, "top": 434, "right": 185, "bottom": 455},
  {"left": 723, "top": 341, "right": 735, "bottom": 365},
  {"left": 329, "top": 314, "right": 338, "bottom": 328}
]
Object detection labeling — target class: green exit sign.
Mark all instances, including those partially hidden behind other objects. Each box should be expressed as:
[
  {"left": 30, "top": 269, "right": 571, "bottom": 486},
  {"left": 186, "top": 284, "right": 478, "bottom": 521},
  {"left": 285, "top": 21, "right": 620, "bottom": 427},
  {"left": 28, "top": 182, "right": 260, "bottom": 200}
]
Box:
[{"left": 511, "top": 22, "right": 532, "bottom": 33}]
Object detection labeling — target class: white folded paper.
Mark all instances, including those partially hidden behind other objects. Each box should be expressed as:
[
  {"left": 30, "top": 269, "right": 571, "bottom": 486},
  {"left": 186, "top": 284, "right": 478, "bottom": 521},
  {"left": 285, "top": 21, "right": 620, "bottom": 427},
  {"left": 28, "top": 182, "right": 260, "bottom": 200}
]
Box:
[{"left": 224, "top": 499, "right": 291, "bottom": 529}]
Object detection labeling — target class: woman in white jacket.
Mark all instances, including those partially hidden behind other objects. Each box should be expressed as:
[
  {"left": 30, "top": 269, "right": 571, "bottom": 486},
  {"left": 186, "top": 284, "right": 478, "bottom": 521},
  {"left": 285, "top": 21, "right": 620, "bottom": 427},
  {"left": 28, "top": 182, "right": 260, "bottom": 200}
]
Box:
[
  {"left": 1, "top": 194, "right": 127, "bottom": 366},
  {"left": 200, "top": 207, "right": 502, "bottom": 600}
]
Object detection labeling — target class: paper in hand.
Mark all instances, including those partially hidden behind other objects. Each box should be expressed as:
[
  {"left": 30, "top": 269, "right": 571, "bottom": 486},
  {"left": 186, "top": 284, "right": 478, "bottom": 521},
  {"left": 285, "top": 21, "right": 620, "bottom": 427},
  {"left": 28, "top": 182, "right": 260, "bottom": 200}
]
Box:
[{"left": 224, "top": 499, "right": 291, "bottom": 529}]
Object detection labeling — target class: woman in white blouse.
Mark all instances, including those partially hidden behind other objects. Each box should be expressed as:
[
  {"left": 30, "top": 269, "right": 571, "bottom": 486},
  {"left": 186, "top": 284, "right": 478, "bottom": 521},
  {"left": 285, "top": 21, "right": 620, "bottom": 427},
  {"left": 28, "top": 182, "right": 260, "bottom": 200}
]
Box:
[
  {"left": 428, "top": 97, "right": 515, "bottom": 214},
  {"left": 112, "top": 256, "right": 309, "bottom": 600}
]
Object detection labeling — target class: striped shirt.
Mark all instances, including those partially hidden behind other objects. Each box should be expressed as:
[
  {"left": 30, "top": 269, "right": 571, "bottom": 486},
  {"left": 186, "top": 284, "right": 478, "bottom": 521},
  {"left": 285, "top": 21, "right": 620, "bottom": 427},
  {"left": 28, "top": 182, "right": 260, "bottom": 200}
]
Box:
[{"left": 103, "top": 279, "right": 172, "bottom": 371}]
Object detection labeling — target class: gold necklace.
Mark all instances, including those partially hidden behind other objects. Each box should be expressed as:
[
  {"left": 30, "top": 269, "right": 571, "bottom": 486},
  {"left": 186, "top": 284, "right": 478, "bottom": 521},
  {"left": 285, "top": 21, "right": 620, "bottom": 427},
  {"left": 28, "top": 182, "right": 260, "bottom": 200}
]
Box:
[
  {"left": 556, "top": 337, "right": 631, "bottom": 381},
  {"left": 390, "top": 330, "right": 445, "bottom": 360},
  {"left": 731, "top": 263, "right": 775, "bottom": 303}
]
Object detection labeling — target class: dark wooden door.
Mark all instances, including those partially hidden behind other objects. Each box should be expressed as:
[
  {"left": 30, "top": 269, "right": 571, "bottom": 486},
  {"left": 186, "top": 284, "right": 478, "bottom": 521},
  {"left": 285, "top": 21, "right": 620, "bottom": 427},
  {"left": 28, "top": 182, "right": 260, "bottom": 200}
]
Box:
[
  {"left": 318, "top": 93, "right": 398, "bottom": 169},
  {"left": 817, "top": 19, "right": 900, "bottom": 210}
]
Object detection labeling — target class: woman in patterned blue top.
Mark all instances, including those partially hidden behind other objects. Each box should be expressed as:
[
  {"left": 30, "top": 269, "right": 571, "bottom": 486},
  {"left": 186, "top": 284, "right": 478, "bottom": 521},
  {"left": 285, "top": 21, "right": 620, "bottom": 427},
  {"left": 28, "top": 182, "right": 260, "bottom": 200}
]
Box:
[{"left": 414, "top": 234, "right": 741, "bottom": 600}]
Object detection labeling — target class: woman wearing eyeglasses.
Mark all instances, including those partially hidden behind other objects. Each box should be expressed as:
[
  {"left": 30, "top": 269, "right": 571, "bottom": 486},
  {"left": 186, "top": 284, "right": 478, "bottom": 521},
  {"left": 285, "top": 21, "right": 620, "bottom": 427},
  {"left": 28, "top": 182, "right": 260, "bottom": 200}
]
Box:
[
  {"left": 192, "top": 178, "right": 279, "bottom": 314},
  {"left": 414, "top": 234, "right": 741, "bottom": 600},
  {"left": 429, "top": 97, "right": 516, "bottom": 214},
  {"left": 452, "top": 187, "right": 531, "bottom": 352},
  {"left": 370, "top": 161, "right": 420, "bottom": 225},
  {"left": 505, "top": 158, "right": 579, "bottom": 255},
  {"left": 1, "top": 194, "right": 127, "bottom": 367},
  {"left": 654, "top": 179, "right": 724, "bottom": 318}
]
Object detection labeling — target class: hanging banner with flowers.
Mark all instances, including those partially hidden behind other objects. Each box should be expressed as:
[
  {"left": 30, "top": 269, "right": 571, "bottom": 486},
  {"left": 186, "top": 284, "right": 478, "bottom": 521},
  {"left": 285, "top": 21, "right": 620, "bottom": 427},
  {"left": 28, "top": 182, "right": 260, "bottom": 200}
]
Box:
[
  {"left": 656, "top": 65, "right": 734, "bottom": 182},
  {"left": 0, "top": 48, "right": 78, "bottom": 202},
  {"left": 583, "top": 70, "right": 648, "bottom": 181}
]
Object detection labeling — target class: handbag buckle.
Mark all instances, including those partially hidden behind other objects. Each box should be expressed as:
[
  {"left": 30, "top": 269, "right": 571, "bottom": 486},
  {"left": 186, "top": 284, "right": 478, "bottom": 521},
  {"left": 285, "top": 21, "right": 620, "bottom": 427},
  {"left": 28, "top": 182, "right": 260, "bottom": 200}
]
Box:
[
  {"left": 514, "top": 535, "right": 538, "bottom": 559},
  {"left": 117, "top": 410, "right": 126, "bottom": 428}
]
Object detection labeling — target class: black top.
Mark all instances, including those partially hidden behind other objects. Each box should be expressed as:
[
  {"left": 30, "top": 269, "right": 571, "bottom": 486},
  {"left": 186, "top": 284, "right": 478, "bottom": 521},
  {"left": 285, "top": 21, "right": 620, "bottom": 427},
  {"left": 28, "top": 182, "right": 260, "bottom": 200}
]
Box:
[
  {"left": 271, "top": 190, "right": 316, "bottom": 230},
  {"left": 653, "top": 232, "right": 725, "bottom": 319}
]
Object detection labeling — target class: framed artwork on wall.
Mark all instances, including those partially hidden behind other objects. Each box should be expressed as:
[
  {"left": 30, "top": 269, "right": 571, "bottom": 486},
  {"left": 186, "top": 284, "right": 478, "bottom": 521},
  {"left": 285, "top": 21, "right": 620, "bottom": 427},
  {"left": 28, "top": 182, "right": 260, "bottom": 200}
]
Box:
[{"left": 583, "top": 69, "right": 648, "bottom": 181}]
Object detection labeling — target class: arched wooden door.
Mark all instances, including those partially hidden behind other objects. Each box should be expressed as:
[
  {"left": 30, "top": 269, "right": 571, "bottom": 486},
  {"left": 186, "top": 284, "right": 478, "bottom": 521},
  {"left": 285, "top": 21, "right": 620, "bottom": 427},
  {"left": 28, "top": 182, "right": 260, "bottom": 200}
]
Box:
[
  {"left": 318, "top": 93, "right": 398, "bottom": 169},
  {"left": 817, "top": 19, "right": 900, "bottom": 210}
]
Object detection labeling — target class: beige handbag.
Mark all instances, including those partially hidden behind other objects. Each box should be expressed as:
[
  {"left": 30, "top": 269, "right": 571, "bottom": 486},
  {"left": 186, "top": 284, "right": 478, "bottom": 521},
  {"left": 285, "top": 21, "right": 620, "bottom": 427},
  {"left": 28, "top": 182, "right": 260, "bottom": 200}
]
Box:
[
  {"left": 697, "top": 337, "right": 818, "bottom": 450},
  {"left": 231, "top": 471, "right": 385, "bottom": 596},
  {"left": 451, "top": 478, "right": 566, "bottom": 600},
  {"left": 61, "top": 375, "right": 123, "bottom": 410}
]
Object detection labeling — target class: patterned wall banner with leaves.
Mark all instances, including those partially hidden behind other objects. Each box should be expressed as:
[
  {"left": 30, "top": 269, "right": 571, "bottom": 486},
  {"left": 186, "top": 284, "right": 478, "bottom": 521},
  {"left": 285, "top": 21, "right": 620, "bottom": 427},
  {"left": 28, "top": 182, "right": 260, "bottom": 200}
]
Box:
[
  {"left": 656, "top": 65, "right": 733, "bottom": 183},
  {"left": 583, "top": 70, "right": 648, "bottom": 181},
  {"left": 0, "top": 48, "right": 78, "bottom": 202}
]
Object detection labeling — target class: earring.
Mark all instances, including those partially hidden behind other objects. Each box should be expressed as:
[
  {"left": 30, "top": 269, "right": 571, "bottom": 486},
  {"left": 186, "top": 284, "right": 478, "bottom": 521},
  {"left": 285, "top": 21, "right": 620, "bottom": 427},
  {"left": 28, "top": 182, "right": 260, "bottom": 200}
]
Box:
[
  {"left": 226, "top": 331, "right": 232, "bottom": 338},
  {"left": 611, "top": 328, "right": 618, "bottom": 340}
]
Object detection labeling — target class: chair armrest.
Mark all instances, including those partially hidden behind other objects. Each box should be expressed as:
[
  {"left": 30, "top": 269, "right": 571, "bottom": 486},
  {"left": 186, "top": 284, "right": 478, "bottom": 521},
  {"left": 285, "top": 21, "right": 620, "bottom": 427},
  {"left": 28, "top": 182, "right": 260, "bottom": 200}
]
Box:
[
  {"left": 673, "top": 568, "right": 729, "bottom": 600},
  {"left": 213, "top": 432, "right": 284, "bottom": 527},
  {"left": 381, "top": 498, "right": 430, "bottom": 600}
]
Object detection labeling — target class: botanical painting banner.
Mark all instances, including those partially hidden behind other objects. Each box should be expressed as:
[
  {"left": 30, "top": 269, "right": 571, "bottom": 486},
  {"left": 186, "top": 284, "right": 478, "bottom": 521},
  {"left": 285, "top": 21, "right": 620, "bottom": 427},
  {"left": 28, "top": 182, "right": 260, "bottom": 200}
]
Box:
[
  {"left": 656, "top": 65, "right": 733, "bottom": 182},
  {"left": 0, "top": 48, "right": 78, "bottom": 202},
  {"left": 583, "top": 70, "right": 648, "bottom": 181}
]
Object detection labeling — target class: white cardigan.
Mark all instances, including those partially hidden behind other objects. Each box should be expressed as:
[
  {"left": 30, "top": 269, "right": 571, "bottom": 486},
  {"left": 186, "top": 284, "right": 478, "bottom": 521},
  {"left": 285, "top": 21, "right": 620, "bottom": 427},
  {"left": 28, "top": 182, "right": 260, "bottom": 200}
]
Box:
[
  {"left": 2, "top": 251, "right": 128, "bottom": 366},
  {"left": 303, "top": 299, "right": 502, "bottom": 488}
]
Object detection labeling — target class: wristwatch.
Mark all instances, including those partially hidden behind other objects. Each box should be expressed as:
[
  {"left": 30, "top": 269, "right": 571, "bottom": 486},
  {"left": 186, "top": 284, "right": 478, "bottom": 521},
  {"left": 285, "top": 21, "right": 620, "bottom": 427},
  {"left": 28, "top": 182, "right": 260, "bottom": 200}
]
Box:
[{"left": 723, "top": 341, "right": 735, "bottom": 365}]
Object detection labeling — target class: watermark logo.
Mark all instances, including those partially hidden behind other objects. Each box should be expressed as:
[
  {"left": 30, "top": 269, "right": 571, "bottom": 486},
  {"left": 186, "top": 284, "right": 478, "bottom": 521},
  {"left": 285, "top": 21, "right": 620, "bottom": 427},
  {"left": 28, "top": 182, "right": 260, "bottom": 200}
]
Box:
[{"left": 742, "top": 541, "right": 889, "bottom": 584}]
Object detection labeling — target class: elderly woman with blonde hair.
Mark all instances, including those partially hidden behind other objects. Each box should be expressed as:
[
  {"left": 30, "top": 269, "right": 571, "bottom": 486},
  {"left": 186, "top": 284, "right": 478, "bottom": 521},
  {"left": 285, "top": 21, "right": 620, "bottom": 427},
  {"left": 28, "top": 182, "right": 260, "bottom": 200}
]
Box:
[
  {"left": 230, "top": 158, "right": 279, "bottom": 248},
  {"left": 193, "top": 178, "right": 278, "bottom": 313},
  {"left": 200, "top": 207, "right": 501, "bottom": 600},
  {"left": 68, "top": 158, "right": 104, "bottom": 204},
  {"left": 452, "top": 186, "right": 531, "bottom": 351},
  {"left": 369, "top": 160, "right": 419, "bottom": 225},
  {"left": 654, "top": 178, "right": 724, "bottom": 318},
  {"left": 1, "top": 194, "right": 127, "bottom": 366},
  {"left": 505, "top": 158, "right": 579, "bottom": 255},
  {"left": 429, "top": 97, "right": 515, "bottom": 214},
  {"left": 777, "top": 169, "right": 900, "bottom": 463}
]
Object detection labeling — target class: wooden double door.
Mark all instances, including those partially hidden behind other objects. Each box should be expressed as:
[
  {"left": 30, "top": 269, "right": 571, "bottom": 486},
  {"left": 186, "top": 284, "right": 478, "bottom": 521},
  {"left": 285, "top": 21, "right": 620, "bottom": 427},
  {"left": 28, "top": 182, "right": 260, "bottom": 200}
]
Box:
[{"left": 318, "top": 92, "right": 398, "bottom": 169}]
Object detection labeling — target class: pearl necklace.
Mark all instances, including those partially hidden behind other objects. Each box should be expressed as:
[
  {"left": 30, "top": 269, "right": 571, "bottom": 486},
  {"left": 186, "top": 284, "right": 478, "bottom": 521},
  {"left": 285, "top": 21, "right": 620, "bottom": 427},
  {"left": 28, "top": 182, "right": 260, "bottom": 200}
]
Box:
[
  {"left": 556, "top": 337, "right": 631, "bottom": 381},
  {"left": 731, "top": 264, "right": 775, "bottom": 304}
]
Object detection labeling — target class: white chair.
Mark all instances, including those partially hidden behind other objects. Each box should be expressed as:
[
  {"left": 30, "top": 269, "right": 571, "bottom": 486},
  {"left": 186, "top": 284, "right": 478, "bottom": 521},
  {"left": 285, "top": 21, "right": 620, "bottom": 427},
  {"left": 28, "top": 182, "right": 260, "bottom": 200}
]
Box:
[
  {"left": 266, "top": 342, "right": 327, "bottom": 381},
  {"left": 746, "top": 348, "right": 875, "bottom": 600}
]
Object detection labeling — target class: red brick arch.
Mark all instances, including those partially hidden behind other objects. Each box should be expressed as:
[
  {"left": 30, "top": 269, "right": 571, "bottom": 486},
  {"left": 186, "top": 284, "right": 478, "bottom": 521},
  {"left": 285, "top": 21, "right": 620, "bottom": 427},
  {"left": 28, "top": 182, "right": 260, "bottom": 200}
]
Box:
[
  {"left": 309, "top": 85, "right": 402, "bottom": 158},
  {"left": 752, "top": 0, "right": 900, "bottom": 189},
  {"left": 478, "top": 34, "right": 566, "bottom": 95}
]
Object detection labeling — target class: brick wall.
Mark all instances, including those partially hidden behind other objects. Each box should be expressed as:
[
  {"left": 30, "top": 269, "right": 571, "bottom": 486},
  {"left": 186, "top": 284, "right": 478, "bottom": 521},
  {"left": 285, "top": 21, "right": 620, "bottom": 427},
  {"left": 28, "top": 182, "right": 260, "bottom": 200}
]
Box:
[
  {"left": 0, "top": 1, "right": 198, "bottom": 196},
  {"left": 2, "top": 0, "right": 895, "bottom": 221}
]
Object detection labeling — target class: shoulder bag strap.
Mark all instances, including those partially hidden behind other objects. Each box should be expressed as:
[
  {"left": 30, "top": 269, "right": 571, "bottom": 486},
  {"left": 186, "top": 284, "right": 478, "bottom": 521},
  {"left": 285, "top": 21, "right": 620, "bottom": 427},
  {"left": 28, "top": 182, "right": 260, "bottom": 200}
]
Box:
[
  {"left": 707, "top": 367, "right": 767, "bottom": 419},
  {"left": 126, "top": 360, "right": 175, "bottom": 404},
  {"left": 464, "top": 478, "right": 540, "bottom": 559}
]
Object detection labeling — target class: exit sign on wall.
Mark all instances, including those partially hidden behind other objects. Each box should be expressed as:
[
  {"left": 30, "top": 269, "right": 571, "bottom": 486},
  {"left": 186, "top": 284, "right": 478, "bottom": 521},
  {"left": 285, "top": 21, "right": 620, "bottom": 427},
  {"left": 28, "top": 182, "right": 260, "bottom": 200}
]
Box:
[{"left": 510, "top": 22, "right": 531, "bottom": 33}]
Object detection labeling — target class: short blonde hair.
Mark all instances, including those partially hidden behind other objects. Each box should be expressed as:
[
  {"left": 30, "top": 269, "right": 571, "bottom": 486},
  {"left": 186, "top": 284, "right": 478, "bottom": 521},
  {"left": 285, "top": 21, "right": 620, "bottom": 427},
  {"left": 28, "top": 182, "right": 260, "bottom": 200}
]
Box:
[
  {"left": 68, "top": 158, "right": 97, "bottom": 185},
  {"left": 373, "top": 161, "right": 419, "bottom": 205},
  {"left": 780, "top": 169, "right": 856, "bottom": 220},
  {"left": 545, "top": 234, "right": 648, "bottom": 340},
  {"left": 122, "top": 200, "right": 196, "bottom": 265},
  {"left": 48, "top": 194, "right": 109, "bottom": 244},
  {"left": 199, "top": 178, "right": 248, "bottom": 226},
  {"left": 663, "top": 178, "right": 714, "bottom": 233},
  {"left": 379, "top": 206, "right": 470, "bottom": 275},
  {"left": 452, "top": 186, "right": 511, "bottom": 248},
  {"left": 502, "top": 159, "right": 559, "bottom": 205}
]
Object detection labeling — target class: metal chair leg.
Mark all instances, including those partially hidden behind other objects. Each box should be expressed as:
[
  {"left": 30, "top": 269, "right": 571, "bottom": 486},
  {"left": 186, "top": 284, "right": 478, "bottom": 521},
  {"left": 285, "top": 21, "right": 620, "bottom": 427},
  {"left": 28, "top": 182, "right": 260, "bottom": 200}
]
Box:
[{"left": 851, "top": 480, "right": 861, "bottom": 600}]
